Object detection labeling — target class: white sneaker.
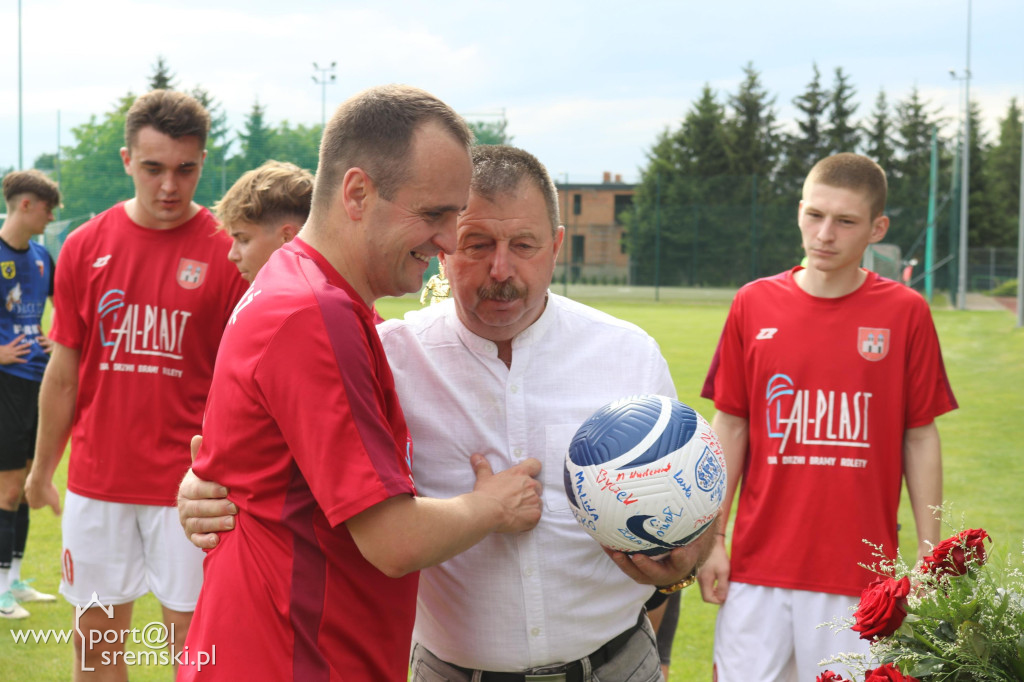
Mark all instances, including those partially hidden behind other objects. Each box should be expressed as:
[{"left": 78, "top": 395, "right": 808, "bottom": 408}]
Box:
[
  {"left": 0, "top": 590, "right": 30, "bottom": 619},
  {"left": 10, "top": 579, "right": 57, "bottom": 603}
]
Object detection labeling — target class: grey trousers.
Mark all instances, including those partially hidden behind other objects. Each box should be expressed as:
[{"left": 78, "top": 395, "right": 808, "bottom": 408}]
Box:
[{"left": 409, "top": 616, "right": 662, "bottom": 682}]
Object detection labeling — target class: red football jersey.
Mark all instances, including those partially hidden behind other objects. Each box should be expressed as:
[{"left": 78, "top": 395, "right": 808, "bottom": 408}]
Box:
[
  {"left": 50, "top": 203, "right": 247, "bottom": 505},
  {"left": 703, "top": 268, "right": 957, "bottom": 596},
  {"left": 184, "top": 239, "right": 418, "bottom": 680}
]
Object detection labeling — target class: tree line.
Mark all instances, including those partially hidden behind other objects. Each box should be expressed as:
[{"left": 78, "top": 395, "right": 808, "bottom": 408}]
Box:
[
  {"left": 1, "top": 57, "right": 511, "bottom": 226},
  {"left": 627, "top": 62, "right": 1022, "bottom": 288},
  {"left": 2, "top": 59, "right": 1020, "bottom": 291}
]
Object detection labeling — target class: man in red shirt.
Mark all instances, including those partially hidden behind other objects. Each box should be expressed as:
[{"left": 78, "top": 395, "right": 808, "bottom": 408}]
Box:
[
  {"left": 698, "top": 153, "right": 956, "bottom": 681},
  {"left": 25, "top": 89, "right": 249, "bottom": 679},
  {"left": 179, "top": 85, "right": 543, "bottom": 681}
]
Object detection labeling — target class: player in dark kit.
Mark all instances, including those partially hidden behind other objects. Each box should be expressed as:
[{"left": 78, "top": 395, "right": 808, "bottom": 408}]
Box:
[{"left": 0, "top": 169, "right": 61, "bottom": 620}]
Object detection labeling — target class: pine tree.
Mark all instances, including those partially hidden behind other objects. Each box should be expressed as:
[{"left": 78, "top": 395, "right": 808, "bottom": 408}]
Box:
[
  {"left": 725, "top": 62, "right": 780, "bottom": 179},
  {"left": 236, "top": 100, "right": 276, "bottom": 173},
  {"left": 673, "top": 86, "right": 734, "bottom": 284},
  {"left": 724, "top": 63, "right": 784, "bottom": 281},
  {"left": 890, "top": 87, "right": 944, "bottom": 250},
  {"left": 826, "top": 67, "right": 860, "bottom": 153},
  {"left": 862, "top": 89, "right": 896, "bottom": 173},
  {"left": 148, "top": 56, "right": 176, "bottom": 91},
  {"left": 780, "top": 64, "right": 829, "bottom": 195},
  {"left": 962, "top": 98, "right": 993, "bottom": 248},
  {"left": 981, "top": 99, "right": 1022, "bottom": 247},
  {"left": 190, "top": 86, "right": 232, "bottom": 205},
  {"left": 628, "top": 85, "right": 740, "bottom": 286}
]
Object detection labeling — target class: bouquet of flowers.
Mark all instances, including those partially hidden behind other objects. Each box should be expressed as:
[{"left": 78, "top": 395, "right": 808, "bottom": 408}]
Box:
[{"left": 818, "top": 528, "right": 1024, "bottom": 682}]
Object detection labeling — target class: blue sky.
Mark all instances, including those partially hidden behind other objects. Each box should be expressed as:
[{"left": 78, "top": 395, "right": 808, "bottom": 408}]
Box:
[{"left": 2, "top": 0, "right": 1022, "bottom": 183}]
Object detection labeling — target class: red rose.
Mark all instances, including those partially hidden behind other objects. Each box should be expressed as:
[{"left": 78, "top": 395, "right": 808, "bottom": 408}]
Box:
[
  {"left": 921, "top": 528, "right": 990, "bottom": 577},
  {"left": 852, "top": 576, "right": 911, "bottom": 640},
  {"left": 816, "top": 672, "right": 849, "bottom": 682},
  {"left": 864, "top": 662, "right": 920, "bottom": 681}
]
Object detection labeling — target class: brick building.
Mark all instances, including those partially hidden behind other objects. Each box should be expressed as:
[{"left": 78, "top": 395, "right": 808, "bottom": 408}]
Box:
[{"left": 554, "top": 172, "right": 635, "bottom": 283}]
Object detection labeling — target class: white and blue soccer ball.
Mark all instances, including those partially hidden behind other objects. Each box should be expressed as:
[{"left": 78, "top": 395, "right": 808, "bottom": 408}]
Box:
[{"left": 563, "top": 395, "right": 726, "bottom": 555}]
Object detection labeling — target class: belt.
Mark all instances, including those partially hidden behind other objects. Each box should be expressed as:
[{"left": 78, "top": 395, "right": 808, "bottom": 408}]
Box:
[{"left": 457, "top": 612, "right": 645, "bottom": 682}]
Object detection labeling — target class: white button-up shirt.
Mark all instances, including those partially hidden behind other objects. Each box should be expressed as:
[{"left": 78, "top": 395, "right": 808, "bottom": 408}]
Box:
[{"left": 378, "top": 293, "right": 676, "bottom": 671}]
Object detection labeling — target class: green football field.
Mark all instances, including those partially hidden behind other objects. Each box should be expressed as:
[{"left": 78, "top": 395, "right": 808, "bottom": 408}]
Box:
[{"left": 3, "top": 289, "right": 1022, "bottom": 681}]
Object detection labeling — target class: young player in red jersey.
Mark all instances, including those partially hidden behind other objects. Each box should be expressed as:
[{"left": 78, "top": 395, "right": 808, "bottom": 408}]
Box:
[
  {"left": 213, "top": 160, "right": 313, "bottom": 283},
  {"left": 178, "top": 86, "right": 543, "bottom": 681},
  {"left": 698, "top": 153, "right": 957, "bottom": 681},
  {"left": 25, "top": 90, "right": 248, "bottom": 678}
]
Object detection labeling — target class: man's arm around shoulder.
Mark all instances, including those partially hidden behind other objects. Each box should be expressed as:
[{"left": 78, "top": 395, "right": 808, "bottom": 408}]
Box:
[{"left": 179, "top": 447, "right": 543, "bottom": 577}]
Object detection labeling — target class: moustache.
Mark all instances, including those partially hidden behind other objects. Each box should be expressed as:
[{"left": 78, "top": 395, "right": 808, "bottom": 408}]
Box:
[{"left": 477, "top": 281, "right": 524, "bottom": 302}]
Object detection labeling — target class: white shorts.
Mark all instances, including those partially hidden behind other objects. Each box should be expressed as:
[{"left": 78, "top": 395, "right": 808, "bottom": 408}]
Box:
[
  {"left": 59, "top": 491, "right": 205, "bottom": 612},
  {"left": 713, "top": 582, "right": 871, "bottom": 682}
]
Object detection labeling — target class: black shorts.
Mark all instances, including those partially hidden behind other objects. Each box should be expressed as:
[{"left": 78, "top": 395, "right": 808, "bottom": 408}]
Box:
[{"left": 0, "top": 370, "right": 41, "bottom": 472}]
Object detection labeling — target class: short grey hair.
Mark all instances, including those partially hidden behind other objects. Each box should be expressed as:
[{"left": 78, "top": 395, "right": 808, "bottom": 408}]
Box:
[{"left": 470, "top": 145, "right": 560, "bottom": 235}]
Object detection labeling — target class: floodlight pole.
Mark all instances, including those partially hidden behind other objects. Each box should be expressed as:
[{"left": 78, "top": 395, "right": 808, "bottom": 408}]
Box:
[
  {"left": 924, "top": 127, "right": 938, "bottom": 303},
  {"left": 956, "top": 0, "right": 972, "bottom": 310},
  {"left": 1017, "top": 106, "right": 1023, "bottom": 328},
  {"left": 18, "top": 0, "right": 23, "bottom": 169},
  {"left": 312, "top": 62, "right": 337, "bottom": 131}
]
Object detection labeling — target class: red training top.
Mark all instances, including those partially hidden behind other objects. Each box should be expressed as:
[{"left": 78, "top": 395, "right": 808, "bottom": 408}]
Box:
[
  {"left": 50, "top": 203, "right": 246, "bottom": 505},
  {"left": 183, "top": 239, "right": 418, "bottom": 681},
  {"left": 703, "top": 268, "right": 957, "bottom": 596}
]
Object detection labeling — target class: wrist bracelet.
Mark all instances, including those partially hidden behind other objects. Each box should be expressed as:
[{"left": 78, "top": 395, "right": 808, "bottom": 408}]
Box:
[{"left": 657, "top": 568, "right": 698, "bottom": 594}]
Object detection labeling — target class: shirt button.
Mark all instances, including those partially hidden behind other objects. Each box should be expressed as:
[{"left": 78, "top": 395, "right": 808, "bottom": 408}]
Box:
[
  {"left": 513, "top": 448, "right": 522, "bottom": 457},
  {"left": 510, "top": 385, "right": 518, "bottom": 394},
  {"left": 531, "top": 627, "right": 541, "bottom": 637}
]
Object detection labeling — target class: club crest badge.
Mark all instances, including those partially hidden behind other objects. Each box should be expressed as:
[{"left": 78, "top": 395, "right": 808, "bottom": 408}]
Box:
[
  {"left": 177, "top": 258, "right": 207, "bottom": 290},
  {"left": 1, "top": 261, "right": 15, "bottom": 279},
  {"left": 858, "top": 327, "right": 890, "bottom": 361}
]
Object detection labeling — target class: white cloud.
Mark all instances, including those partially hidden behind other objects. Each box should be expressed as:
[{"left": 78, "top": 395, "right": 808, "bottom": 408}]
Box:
[{"left": 2, "top": 0, "right": 1022, "bottom": 176}]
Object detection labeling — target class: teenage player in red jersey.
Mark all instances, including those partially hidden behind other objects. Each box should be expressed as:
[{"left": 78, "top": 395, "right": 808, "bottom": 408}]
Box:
[
  {"left": 177, "top": 86, "right": 543, "bottom": 682},
  {"left": 697, "top": 153, "right": 957, "bottom": 681},
  {"left": 213, "top": 160, "right": 313, "bottom": 283},
  {"left": 25, "top": 90, "right": 249, "bottom": 680}
]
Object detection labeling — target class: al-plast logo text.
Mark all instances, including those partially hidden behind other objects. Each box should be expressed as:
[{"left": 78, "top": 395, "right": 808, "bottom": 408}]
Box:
[
  {"left": 97, "top": 289, "right": 192, "bottom": 362},
  {"left": 764, "top": 373, "right": 873, "bottom": 456}
]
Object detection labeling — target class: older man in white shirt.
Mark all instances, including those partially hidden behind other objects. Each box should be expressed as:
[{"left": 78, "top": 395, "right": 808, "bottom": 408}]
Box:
[{"left": 180, "top": 145, "right": 717, "bottom": 681}]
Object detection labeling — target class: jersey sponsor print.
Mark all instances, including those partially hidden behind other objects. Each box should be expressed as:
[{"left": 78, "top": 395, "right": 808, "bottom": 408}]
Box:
[
  {"left": 94, "top": 258, "right": 214, "bottom": 379},
  {"left": 761, "top": 325, "right": 891, "bottom": 470}
]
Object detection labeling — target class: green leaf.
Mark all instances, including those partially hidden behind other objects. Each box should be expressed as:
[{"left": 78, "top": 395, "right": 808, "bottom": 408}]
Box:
[
  {"left": 907, "top": 657, "right": 946, "bottom": 677},
  {"left": 935, "top": 620, "right": 958, "bottom": 643}
]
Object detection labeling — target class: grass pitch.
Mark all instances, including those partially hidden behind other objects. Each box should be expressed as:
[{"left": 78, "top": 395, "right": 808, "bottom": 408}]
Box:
[{"left": 3, "top": 289, "right": 1021, "bottom": 681}]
